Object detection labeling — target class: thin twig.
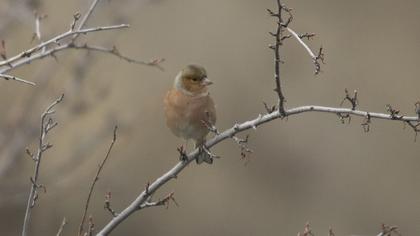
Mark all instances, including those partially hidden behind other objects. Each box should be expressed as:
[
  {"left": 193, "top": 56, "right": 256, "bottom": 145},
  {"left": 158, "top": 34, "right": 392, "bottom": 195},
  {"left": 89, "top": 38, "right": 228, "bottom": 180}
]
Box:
[
  {"left": 297, "top": 222, "right": 314, "bottom": 236},
  {"left": 70, "top": 44, "right": 165, "bottom": 71},
  {"left": 139, "top": 192, "right": 179, "bottom": 210},
  {"left": 56, "top": 217, "right": 67, "bottom": 236},
  {"left": 73, "top": 0, "right": 102, "bottom": 41},
  {"left": 22, "top": 94, "right": 64, "bottom": 236},
  {"left": 287, "top": 27, "right": 316, "bottom": 58},
  {"left": 104, "top": 192, "right": 118, "bottom": 217},
  {"left": 377, "top": 223, "right": 401, "bottom": 236},
  {"left": 286, "top": 27, "right": 324, "bottom": 74},
  {"left": 0, "top": 24, "right": 128, "bottom": 69},
  {"left": 340, "top": 88, "right": 358, "bottom": 110},
  {"left": 78, "top": 126, "right": 118, "bottom": 236},
  {"left": 31, "top": 12, "right": 47, "bottom": 42},
  {"left": 86, "top": 216, "right": 95, "bottom": 236},
  {"left": 0, "top": 0, "right": 162, "bottom": 86},
  {"left": 0, "top": 73, "right": 35, "bottom": 86},
  {"left": 0, "top": 23, "right": 161, "bottom": 82}
]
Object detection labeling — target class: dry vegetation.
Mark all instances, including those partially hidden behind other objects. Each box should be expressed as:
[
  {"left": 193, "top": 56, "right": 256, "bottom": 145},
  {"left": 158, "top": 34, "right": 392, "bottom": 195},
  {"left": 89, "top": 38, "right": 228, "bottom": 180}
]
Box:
[{"left": 0, "top": 0, "right": 417, "bottom": 235}]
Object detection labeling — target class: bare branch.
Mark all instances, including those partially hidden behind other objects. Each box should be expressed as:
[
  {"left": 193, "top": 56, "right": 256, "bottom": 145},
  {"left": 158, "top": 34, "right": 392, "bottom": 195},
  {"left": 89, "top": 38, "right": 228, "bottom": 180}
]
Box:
[
  {"left": 0, "top": 24, "right": 128, "bottom": 69},
  {"left": 139, "top": 192, "right": 179, "bottom": 210},
  {"left": 340, "top": 88, "right": 358, "bottom": 110},
  {"left": 22, "top": 94, "right": 64, "bottom": 236},
  {"left": 385, "top": 104, "right": 402, "bottom": 120},
  {"left": 267, "top": 0, "right": 290, "bottom": 116},
  {"left": 297, "top": 222, "right": 314, "bottom": 236},
  {"left": 74, "top": 0, "right": 101, "bottom": 40},
  {"left": 0, "top": 39, "right": 7, "bottom": 60},
  {"left": 0, "top": 0, "right": 163, "bottom": 87},
  {"left": 78, "top": 126, "right": 118, "bottom": 236},
  {"left": 104, "top": 192, "right": 118, "bottom": 217},
  {"left": 377, "top": 223, "right": 401, "bottom": 236},
  {"left": 96, "top": 99, "right": 420, "bottom": 235},
  {"left": 0, "top": 73, "right": 35, "bottom": 86},
  {"left": 85, "top": 216, "right": 95, "bottom": 236},
  {"left": 286, "top": 27, "right": 324, "bottom": 74},
  {"left": 231, "top": 134, "right": 253, "bottom": 163},
  {"left": 70, "top": 44, "right": 165, "bottom": 71},
  {"left": 31, "top": 12, "right": 48, "bottom": 42},
  {"left": 286, "top": 27, "right": 317, "bottom": 58},
  {"left": 70, "top": 12, "right": 82, "bottom": 31},
  {"left": 0, "top": 24, "right": 161, "bottom": 84},
  {"left": 404, "top": 120, "right": 420, "bottom": 141},
  {"left": 56, "top": 217, "right": 67, "bottom": 236},
  {"left": 202, "top": 117, "right": 252, "bottom": 162}
]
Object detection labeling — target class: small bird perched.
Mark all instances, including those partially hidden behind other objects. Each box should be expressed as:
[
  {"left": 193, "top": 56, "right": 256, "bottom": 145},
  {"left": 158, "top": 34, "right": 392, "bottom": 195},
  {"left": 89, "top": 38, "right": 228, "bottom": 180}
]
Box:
[{"left": 164, "top": 64, "right": 216, "bottom": 164}]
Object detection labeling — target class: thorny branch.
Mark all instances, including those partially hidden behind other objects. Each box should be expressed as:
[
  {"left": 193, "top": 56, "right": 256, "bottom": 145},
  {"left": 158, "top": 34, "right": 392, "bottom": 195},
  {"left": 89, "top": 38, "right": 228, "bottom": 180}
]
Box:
[
  {"left": 96, "top": 1, "right": 420, "bottom": 234},
  {"left": 295, "top": 222, "right": 400, "bottom": 236},
  {"left": 140, "top": 192, "right": 179, "bottom": 210},
  {"left": 340, "top": 88, "right": 358, "bottom": 110},
  {"left": 22, "top": 94, "right": 64, "bottom": 236},
  {"left": 267, "top": 0, "right": 324, "bottom": 117},
  {"left": 0, "top": 24, "right": 129, "bottom": 69},
  {"left": 385, "top": 104, "right": 402, "bottom": 120},
  {"left": 201, "top": 118, "right": 253, "bottom": 162},
  {"left": 297, "top": 222, "right": 314, "bottom": 236},
  {"left": 0, "top": 0, "right": 164, "bottom": 86},
  {"left": 377, "top": 224, "right": 401, "bottom": 236},
  {"left": 404, "top": 119, "right": 420, "bottom": 141},
  {"left": 361, "top": 113, "right": 372, "bottom": 132},
  {"left": 97, "top": 102, "right": 420, "bottom": 235},
  {"left": 286, "top": 27, "right": 324, "bottom": 74},
  {"left": 78, "top": 126, "right": 118, "bottom": 236},
  {"left": 267, "top": 0, "right": 291, "bottom": 116},
  {"left": 337, "top": 88, "right": 358, "bottom": 124}
]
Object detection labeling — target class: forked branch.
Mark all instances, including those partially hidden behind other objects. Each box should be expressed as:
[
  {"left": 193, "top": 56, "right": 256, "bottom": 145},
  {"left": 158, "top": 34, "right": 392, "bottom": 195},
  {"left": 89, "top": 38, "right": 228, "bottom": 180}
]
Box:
[
  {"left": 95, "top": 1, "right": 419, "bottom": 235},
  {"left": 22, "top": 94, "right": 64, "bottom": 236},
  {"left": 0, "top": 0, "right": 163, "bottom": 86}
]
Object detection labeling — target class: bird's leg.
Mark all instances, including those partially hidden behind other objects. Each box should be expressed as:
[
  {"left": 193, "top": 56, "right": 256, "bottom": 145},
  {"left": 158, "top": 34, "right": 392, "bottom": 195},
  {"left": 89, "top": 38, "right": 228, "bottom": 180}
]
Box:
[
  {"left": 195, "top": 140, "right": 219, "bottom": 164},
  {"left": 177, "top": 142, "right": 188, "bottom": 162},
  {"left": 202, "top": 146, "right": 219, "bottom": 163}
]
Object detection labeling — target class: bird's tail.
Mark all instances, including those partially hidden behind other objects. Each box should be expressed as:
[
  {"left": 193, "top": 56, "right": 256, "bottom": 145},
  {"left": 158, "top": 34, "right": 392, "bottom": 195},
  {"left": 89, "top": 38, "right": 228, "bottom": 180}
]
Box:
[{"left": 195, "top": 140, "right": 213, "bottom": 165}]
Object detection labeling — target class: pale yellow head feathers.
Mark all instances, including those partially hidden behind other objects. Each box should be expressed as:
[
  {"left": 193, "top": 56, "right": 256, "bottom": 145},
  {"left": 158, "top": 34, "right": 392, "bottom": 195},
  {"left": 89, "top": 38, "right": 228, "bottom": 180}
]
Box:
[{"left": 175, "top": 64, "right": 213, "bottom": 95}]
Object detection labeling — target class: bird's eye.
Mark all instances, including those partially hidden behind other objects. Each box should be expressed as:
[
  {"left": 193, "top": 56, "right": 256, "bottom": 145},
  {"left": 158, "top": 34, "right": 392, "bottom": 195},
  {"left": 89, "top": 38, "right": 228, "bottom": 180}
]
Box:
[{"left": 191, "top": 78, "right": 198, "bottom": 82}]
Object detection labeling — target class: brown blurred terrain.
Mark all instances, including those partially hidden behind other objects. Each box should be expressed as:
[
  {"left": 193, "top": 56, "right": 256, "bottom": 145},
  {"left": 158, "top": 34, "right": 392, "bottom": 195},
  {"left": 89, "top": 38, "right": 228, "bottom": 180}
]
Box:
[{"left": 1, "top": 0, "right": 420, "bottom": 235}]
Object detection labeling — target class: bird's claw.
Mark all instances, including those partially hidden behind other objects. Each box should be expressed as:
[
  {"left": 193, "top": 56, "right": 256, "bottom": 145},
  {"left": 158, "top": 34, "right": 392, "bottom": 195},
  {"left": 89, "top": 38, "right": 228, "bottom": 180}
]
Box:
[
  {"left": 196, "top": 146, "right": 219, "bottom": 164},
  {"left": 177, "top": 145, "right": 188, "bottom": 161}
]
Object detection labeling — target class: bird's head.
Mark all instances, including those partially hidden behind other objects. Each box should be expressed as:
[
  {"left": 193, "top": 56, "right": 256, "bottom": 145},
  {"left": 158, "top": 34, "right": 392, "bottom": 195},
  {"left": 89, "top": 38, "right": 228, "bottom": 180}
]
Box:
[{"left": 175, "top": 64, "right": 213, "bottom": 95}]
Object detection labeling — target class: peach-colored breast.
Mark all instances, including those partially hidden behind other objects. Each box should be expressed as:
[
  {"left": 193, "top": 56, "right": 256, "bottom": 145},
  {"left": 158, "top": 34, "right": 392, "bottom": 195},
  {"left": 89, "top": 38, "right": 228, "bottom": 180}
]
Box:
[{"left": 164, "top": 89, "right": 216, "bottom": 142}]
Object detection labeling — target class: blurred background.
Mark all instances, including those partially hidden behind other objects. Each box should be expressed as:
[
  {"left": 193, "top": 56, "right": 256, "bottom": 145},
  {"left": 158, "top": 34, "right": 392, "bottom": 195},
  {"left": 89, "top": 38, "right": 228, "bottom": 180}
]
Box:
[{"left": 1, "top": 0, "right": 420, "bottom": 235}]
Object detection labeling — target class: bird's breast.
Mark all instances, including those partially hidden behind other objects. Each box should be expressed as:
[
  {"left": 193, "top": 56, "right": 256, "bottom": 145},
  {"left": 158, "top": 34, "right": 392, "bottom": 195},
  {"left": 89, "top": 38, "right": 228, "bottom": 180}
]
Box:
[{"left": 164, "top": 89, "right": 216, "bottom": 141}]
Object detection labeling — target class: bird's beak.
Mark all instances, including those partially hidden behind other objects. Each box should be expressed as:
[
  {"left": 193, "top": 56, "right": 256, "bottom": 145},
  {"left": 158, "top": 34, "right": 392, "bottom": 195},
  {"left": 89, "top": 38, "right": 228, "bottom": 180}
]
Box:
[{"left": 202, "top": 77, "right": 213, "bottom": 86}]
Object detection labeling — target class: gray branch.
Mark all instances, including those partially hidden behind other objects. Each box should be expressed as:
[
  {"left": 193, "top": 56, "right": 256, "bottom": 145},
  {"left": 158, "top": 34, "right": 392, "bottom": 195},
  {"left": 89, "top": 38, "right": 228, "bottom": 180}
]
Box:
[
  {"left": 0, "top": 0, "right": 164, "bottom": 86},
  {"left": 96, "top": 104, "right": 419, "bottom": 235},
  {"left": 22, "top": 94, "right": 64, "bottom": 236}
]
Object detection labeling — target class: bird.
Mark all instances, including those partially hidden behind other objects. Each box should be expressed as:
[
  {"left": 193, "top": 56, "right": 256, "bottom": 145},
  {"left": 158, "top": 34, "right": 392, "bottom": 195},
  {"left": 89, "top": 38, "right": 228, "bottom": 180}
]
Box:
[{"left": 164, "top": 64, "right": 216, "bottom": 164}]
